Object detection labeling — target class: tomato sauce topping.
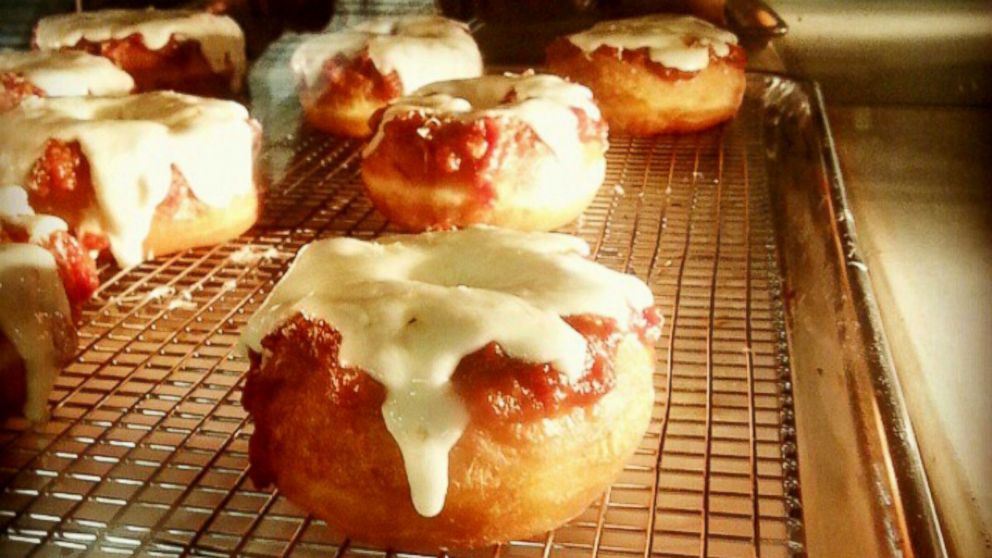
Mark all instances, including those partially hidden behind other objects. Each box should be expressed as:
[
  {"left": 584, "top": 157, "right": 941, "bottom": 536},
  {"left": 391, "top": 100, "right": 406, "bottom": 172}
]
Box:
[
  {"left": 1, "top": 72, "right": 45, "bottom": 112},
  {"left": 368, "top": 91, "right": 605, "bottom": 206},
  {"left": 245, "top": 315, "right": 387, "bottom": 420},
  {"left": 454, "top": 307, "right": 661, "bottom": 422},
  {"left": 316, "top": 50, "right": 402, "bottom": 103},
  {"left": 246, "top": 306, "right": 662, "bottom": 427},
  {"left": 69, "top": 34, "right": 229, "bottom": 95},
  {"left": 373, "top": 113, "right": 506, "bottom": 205},
  {"left": 28, "top": 139, "right": 93, "bottom": 227}
]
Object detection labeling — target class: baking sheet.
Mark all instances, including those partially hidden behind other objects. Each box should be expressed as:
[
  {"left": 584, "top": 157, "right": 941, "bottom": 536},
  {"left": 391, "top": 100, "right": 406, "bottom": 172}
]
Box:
[{"left": 0, "top": 71, "right": 942, "bottom": 557}]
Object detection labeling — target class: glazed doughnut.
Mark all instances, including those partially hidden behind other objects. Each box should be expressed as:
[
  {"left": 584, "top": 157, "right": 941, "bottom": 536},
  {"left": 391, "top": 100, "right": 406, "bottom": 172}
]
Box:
[
  {"left": 546, "top": 15, "right": 747, "bottom": 135},
  {"left": 33, "top": 9, "right": 246, "bottom": 96},
  {"left": 0, "top": 50, "right": 134, "bottom": 112},
  {"left": 0, "top": 186, "right": 97, "bottom": 422},
  {"left": 361, "top": 73, "right": 608, "bottom": 232},
  {"left": 0, "top": 92, "right": 261, "bottom": 267},
  {"left": 240, "top": 227, "right": 662, "bottom": 550},
  {"left": 290, "top": 15, "right": 482, "bottom": 137}
]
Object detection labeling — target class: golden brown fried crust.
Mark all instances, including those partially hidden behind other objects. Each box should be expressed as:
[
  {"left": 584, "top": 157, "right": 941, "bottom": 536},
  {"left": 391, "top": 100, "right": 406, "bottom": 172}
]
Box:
[
  {"left": 546, "top": 39, "right": 747, "bottom": 135},
  {"left": 299, "top": 87, "right": 388, "bottom": 137},
  {"left": 243, "top": 314, "right": 656, "bottom": 551}
]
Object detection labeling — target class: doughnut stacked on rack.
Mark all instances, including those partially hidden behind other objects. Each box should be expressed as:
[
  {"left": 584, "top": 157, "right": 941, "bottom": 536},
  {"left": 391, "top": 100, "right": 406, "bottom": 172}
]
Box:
[{"left": 0, "top": 8, "right": 260, "bottom": 422}]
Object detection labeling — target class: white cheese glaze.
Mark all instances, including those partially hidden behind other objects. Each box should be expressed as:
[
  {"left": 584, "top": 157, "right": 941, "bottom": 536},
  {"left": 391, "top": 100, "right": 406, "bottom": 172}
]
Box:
[
  {"left": 0, "top": 50, "right": 133, "bottom": 98},
  {"left": 0, "top": 186, "right": 75, "bottom": 422},
  {"left": 0, "top": 185, "right": 68, "bottom": 243},
  {"left": 0, "top": 246, "right": 73, "bottom": 422},
  {"left": 0, "top": 92, "right": 255, "bottom": 267},
  {"left": 34, "top": 9, "right": 246, "bottom": 91},
  {"left": 291, "top": 15, "right": 482, "bottom": 95},
  {"left": 566, "top": 14, "right": 739, "bottom": 72},
  {"left": 240, "top": 226, "right": 655, "bottom": 517}
]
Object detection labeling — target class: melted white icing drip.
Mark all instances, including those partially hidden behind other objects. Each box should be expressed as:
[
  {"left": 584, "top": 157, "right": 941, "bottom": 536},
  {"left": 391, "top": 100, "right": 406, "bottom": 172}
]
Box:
[
  {"left": 0, "top": 187, "right": 74, "bottom": 421},
  {"left": 566, "top": 14, "right": 738, "bottom": 72},
  {"left": 0, "top": 92, "right": 255, "bottom": 267},
  {"left": 0, "top": 185, "right": 69, "bottom": 242},
  {"left": 366, "top": 72, "right": 600, "bottom": 161},
  {"left": 291, "top": 15, "right": 482, "bottom": 95},
  {"left": 0, "top": 50, "right": 133, "bottom": 98},
  {"left": 0, "top": 222, "right": 73, "bottom": 422},
  {"left": 34, "top": 9, "right": 246, "bottom": 91},
  {"left": 240, "top": 227, "right": 655, "bottom": 517}
]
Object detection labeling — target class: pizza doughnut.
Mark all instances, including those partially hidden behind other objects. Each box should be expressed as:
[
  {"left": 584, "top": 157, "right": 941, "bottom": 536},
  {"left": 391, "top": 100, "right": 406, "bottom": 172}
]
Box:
[
  {"left": 0, "top": 92, "right": 260, "bottom": 267},
  {"left": 290, "top": 15, "right": 482, "bottom": 136},
  {"left": 33, "top": 9, "right": 246, "bottom": 96},
  {"left": 240, "top": 227, "right": 662, "bottom": 550},
  {"left": 546, "top": 14, "right": 747, "bottom": 135},
  {"left": 361, "top": 72, "right": 608, "bottom": 231},
  {"left": 0, "top": 186, "right": 97, "bottom": 422},
  {"left": 0, "top": 50, "right": 133, "bottom": 112}
]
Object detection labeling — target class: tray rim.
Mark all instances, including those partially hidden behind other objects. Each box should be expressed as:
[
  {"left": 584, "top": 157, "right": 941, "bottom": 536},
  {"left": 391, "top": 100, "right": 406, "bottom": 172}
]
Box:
[{"left": 753, "top": 70, "right": 948, "bottom": 558}]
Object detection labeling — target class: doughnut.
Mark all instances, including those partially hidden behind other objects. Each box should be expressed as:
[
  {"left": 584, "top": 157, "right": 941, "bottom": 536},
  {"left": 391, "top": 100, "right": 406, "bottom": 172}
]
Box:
[
  {"left": 0, "top": 51, "right": 134, "bottom": 112},
  {"left": 290, "top": 15, "right": 482, "bottom": 137},
  {"left": 546, "top": 14, "right": 747, "bottom": 135},
  {"left": 361, "top": 73, "right": 608, "bottom": 232},
  {"left": 33, "top": 9, "right": 246, "bottom": 96},
  {"left": 0, "top": 92, "right": 261, "bottom": 267},
  {"left": 240, "top": 227, "right": 662, "bottom": 550},
  {"left": 0, "top": 186, "right": 97, "bottom": 422}
]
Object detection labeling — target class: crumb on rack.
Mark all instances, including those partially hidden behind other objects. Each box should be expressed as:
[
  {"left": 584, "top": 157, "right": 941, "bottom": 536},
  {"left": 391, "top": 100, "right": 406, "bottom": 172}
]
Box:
[{"left": 228, "top": 245, "right": 283, "bottom": 266}]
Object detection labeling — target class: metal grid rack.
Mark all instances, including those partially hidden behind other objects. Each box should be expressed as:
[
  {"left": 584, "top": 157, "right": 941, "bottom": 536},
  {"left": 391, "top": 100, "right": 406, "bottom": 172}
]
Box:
[{"left": 0, "top": 79, "right": 805, "bottom": 558}]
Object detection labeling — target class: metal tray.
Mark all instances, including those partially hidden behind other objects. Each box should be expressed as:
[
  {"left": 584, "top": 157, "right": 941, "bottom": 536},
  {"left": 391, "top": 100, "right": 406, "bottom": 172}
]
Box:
[{"left": 0, "top": 72, "right": 944, "bottom": 558}]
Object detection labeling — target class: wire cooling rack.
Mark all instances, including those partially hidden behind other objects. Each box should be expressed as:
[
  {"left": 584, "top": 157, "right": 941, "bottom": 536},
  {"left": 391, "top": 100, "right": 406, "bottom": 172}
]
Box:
[{"left": 0, "top": 76, "right": 805, "bottom": 557}]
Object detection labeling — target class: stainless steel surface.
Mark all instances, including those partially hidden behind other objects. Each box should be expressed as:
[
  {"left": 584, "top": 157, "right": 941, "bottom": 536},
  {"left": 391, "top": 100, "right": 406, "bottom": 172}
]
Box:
[
  {"left": 827, "top": 106, "right": 992, "bottom": 558},
  {"left": 760, "top": 77, "right": 947, "bottom": 558},
  {"left": 724, "top": 0, "right": 787, "bottom": 50},
  {"left": 0, "top": 73, "right": 940, "bottom": 557},
  {"left": 773, "top": 0, "right": 992, "bottom": 105}
]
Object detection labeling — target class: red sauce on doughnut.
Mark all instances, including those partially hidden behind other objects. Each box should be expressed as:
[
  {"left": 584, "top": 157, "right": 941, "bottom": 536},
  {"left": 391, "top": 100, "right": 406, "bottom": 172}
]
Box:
[
  {"left": 26, "top": 139, "right": 203, "bottom": 254},
  {"left": 375, "top": 114, "right": 504, "bottom": 205},
  {"left": 367, "top": 98, "right": 606, "bottom": 208},
  {"left": 246, "top": 315, "right": 387, "bottom": 415},
  {"left": 68, "top": 34, "right": 229, "bottom": 96},
  {"left": 316, "top": 50, "right": 402, "bottom": 103},
  {"left": 245, "top": 307, "right": 661, "bottom": 426},
  {"left": 454, "top": 308, "right": 661, "bottom": 422},
  {"left": 0, "top": 72, "right": 45, "bottom": 112},
  {"left": 243, "top": 307, "right": 660, "bottom": 488}
]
